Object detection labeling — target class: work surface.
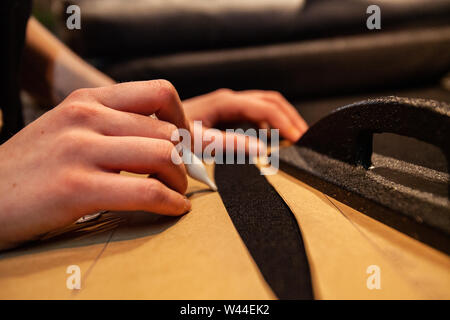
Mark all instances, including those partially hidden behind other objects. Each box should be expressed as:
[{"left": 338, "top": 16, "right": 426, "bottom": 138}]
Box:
[{"left": 0, "top": 164, "right": 449, "bottom": 299}]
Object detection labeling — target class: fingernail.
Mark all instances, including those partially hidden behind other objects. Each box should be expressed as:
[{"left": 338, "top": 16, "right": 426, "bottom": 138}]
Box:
[
  {"left": 289, "top": 126, "right": 302, "bottom": 142},
  {"left": 184, "top": 198, "right": 192, "bottom": 212}
]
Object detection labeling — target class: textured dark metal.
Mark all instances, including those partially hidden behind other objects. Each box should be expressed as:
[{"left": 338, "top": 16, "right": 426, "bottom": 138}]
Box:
[{"left": 278, "top": 96, "right": 450, "bottom": 254}]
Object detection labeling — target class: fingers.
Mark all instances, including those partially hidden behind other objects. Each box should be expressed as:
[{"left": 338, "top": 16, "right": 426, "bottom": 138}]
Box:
[
  {"left": 78, "top": 105, "right": 180, "bottom": 141},
  {"left": 218, "top": 95, "right": 302, "bottom": 142},
  {"left": 83, "top": 172, "right": 191, "bottom": 216},
  {"left": 90, "top": 136, "right": 188, "bottom": 194},
  {"left": 68, "top": 79, "right": 190, "bottom": 130},
  {"left": 201, "top": 127, "right": 266, "bottom": 155},
  {"left": 247, "top": 90, "right": 309, "bottom": 134}
]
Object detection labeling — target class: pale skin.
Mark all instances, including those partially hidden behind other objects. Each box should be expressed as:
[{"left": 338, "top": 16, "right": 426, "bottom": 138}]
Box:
[{"left": 0, "top": 18, "right": 308, "bottom": 250}]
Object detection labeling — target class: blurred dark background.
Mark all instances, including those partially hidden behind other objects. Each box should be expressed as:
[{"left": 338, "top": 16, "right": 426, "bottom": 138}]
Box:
[
  {"left": 30, "top": 0, "right": 450, "bottom": 102},
  {"left": 27, "top": 0, "right": 450, "bottom": 174}
]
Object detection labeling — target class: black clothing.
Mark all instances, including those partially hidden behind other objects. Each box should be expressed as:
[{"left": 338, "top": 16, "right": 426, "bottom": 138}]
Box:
[{"left": 0, "top": 0, "right": 32, "bottom": 144}]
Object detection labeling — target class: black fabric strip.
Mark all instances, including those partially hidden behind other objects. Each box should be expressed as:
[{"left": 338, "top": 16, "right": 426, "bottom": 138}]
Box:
[{"left": 215, "top": 163, "right": 313, "bottom": 300}]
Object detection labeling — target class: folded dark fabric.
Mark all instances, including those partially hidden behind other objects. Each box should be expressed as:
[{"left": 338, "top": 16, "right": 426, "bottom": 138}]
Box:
[
  {"left": 62, "top": 0, "right": 450, "bottom": 58},
  {"left": 106, "top": 27, "right": 450, "bottom": 99},
  {"left": 216, "top": 161, "right": 313, "bottom": 300}
]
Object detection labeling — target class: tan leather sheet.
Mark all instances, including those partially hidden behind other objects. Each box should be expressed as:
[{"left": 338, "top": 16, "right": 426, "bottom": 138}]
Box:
[
  {"left": 0, "top": 169, "right": 274, "bottom": 300},
  {"left": 265, "top": 170, "right": 450, "bottom": 299},
  {"left": 0, "top": 165, "right": 448, "bottom": 299}
]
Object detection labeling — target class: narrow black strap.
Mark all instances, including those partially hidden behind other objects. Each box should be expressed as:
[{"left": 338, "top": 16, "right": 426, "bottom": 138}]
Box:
[{"left": 215, "top": 163, "right": 313, "bottom": 300}]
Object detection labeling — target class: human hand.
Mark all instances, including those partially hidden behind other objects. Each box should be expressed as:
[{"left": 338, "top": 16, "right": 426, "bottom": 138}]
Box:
[
  {"left": 0, "top": 80, "right": 191, "bottom": 250},
  {"left": 183, "top": 89, "right": 308, "bottom": 152}
]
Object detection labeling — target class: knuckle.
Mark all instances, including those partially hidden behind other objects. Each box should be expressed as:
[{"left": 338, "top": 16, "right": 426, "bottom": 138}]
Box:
[
  {"left": 59, "top": 102, "right": 100, "bottom": 124},
  {"left": 66, "top": 88, "right": 93, "bottom": 102},
  {"left": 56, "top": 169, "right": 88, "bottom": 196},
  {"left": 266, "top": 90, "right": 283, "bottom": 100},
  {"left": 216, "top": 88, "right": 233, "bottom": 95},
  {"left": 55, "top": 130, "right": 94, "bottom": 158},
  {"left": 161, "top": 123, "right": 179, "bottom": 141},
  {"left": 268, "top": 90, "right": 282, "bottom": 96},
  {"left": 158, "top": 139, "right": 177, "bottom": 163},
  {"left": 261, "top": 102, "right": 278, "bottom": 114},
  {"left": 144, "top": 179, "right": 166, "bottom": 203},
  {"left": 150, "top": 79, "right": 178, "bottom": 102}
]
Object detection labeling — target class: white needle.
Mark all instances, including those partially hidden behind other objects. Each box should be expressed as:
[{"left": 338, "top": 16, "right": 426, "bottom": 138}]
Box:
[
  {"left": 183, "top": 147, "right": 217, "bottom": 191},
  {"left": 148, "top": 114, "right": 217, "bottom": 190}
]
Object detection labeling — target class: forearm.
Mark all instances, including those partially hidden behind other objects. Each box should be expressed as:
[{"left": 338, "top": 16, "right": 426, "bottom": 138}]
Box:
[{"left": 21, "top": 17, "right": 115, "bottom": 106}]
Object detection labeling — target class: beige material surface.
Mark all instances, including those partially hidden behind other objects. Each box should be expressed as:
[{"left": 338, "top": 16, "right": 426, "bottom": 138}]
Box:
[
  {"left": 330, "top": 199, "right": 450, "bottom": 299},
  {"left": 0, "top": 168, "right": 275, "bottom": 299},
  {"left": 1, "top": 164, "right": 448, "bottom": 299},
  {"left": 265, "top": 170, "right": 450, "bottom": 299}
]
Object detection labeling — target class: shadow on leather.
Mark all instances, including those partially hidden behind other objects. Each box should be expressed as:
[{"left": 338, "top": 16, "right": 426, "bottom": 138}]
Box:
[{"left": 0, "top": 211, "right": 181, "bottom": 261}]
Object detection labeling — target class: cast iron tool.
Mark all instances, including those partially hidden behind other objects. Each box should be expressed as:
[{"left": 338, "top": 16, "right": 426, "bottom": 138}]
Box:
[{"left": 278, "top": 96, "right": 450, "bottom": 254}]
